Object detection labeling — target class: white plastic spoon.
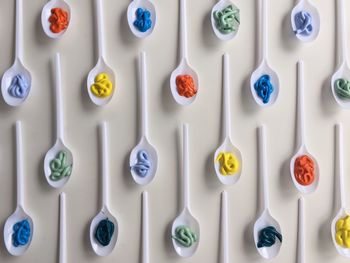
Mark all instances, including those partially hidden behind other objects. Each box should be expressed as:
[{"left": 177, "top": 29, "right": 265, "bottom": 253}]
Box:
[
  {"left": 297, "top": 197, "right": 305, "bottom": 263},
  {"left": 170, "top": 0, "right": 199, "bottom": 106},
  {"left": 4, "top": 121, "right": 34, "bottom": 256},
  {"left": 127, "top": 0, "right": 156, "bottom": 38},
  {"left": 211, "top": 0, "right": 240, "bottom": 41},
  {"left": 250, "top": 0, "right": 279, "bottom": 107},
  {"left": 220, "top": 191, "right": 229, "bottom": 263},
  {"left": 142, "top": 191, "right": 149, "bottom": 263},
  {"left": 253, "top": 125, "right": 282, "bottom": 259},
  {"left": 290, "top": 0, "right": 320, "bottom": 42},
  {"left": 41, "top": 0, "right": 71, "bottom": 39},
  {"left": 44, "top": 53, "right": 73, "bottom": 189},
  {"left": 87, "top": 0, "right": 116, "bottom": 106},
  {"left": 129, "top": 52, "right": 158, "bottom": 185},
  {"left": 171, "top": 124, "right": 200, "bottom": 257},
  {"left": 1, "top": 0, "right": 31, "bottom": 107},
  {"left": 331, "top": 0, "right": 350, "bottom": 109},
  {"left": 59, "top": 192, "right": 67, "bottom": 263},
  {"left": 214, "top": 53, "right": 242, "bottom": 185},
  {"left": 290, "top": 60, "right": 319, "bottom": 194},
  {"left": 331, "top": 123, "right": 350, "bottom": 257},
  {"left": 90, "top": 122, "right": 118, "bottom": 256}
]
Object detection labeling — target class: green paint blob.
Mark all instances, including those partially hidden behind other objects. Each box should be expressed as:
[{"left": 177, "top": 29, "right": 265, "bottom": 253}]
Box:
[{"left": 213, "top": 5, "right": 240, "bottom": 34}]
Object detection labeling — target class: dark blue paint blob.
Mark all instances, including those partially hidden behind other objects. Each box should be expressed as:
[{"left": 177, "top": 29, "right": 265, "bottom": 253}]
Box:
[{"left": 95, "top": 218, "right": 115, "bottom": 246}]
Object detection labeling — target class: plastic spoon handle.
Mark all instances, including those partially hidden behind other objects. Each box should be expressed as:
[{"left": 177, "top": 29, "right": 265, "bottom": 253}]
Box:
[
  {"left": 260, "top": 0, "right": 268, "bottom": 62},
  {"left": 183, "top": 124, "right": 190, "bottom": 209},
  {"left": 220, "top": 191, "right": 229, "bottom": 263},
  {"left": 15, "top": 0, "right": 23, "bottom": 61},
  {"left": 297, "top": 197, "right": 305, "bottom": 263},
  {"left": 95, "top": 0, "right": 105, "bottom": 59},
  {"left": 16, "top": 121, "right": 24, "bottom": 207},
  {"left": 223, "top": 53, "right": 231, "bottom": 140},
  {"left": 297, "top": 60, "right": 306, "bottom": 148},
  {"left": 59, "top": 192, "right": 67, "bottom": 263},
  {"left": 100, "top": 122, "right": 109, "bottom": 208},
  {"left": 336, "top": 123, "right": 345, "bottom": 208},
  {"left": 258, "top": 125, "right": 269, "bottom": 210},
  {"left": 54, "top": 53, "right": 64, "bottom": 142},
  {"left": 337, "top": 0, "right": 347, "bottom": 65},
  {"left": 179, "top": 0, "right": 188, "bottom": 60},
  {"left": 142, "top": 191, "right": 149, "bottom": 263},
  {"left": 140, "top": 52, "right": 148, "bottom": 139}
]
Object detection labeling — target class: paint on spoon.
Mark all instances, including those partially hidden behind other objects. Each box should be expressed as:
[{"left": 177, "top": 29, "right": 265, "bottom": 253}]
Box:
[
  {"left": 12, "top": 219, "right": 31, "bottom": 247},
  {"left": 294, "top": 155, "right": 315, "bottom": 186},
  {"left": 95, "top": 218, "right": 115, "bottom": 246},
  {"left": 8, "top": 74, "right": 29, "bottom": 99},
  {"left": 254, "top": 74, "right": 274, "bottom": 104},
  {"left": 213, "top": 4, "right": 240, "bottom": 34},
  {"left": 172, "top": 225, "right": 198, "bottom": 247},
  {"left": 335, "top": 78, "right": 350, "bottom": 99},
  {"left": 90, "top": 73, "right": 114, "bottom": 98},
  {"left": 215, "top": 152, "right": 239, "bottom": 175},
  {"left": 257, "top": 226, "right": 282, "bottom": 248},
  {"left": 130, "top": 150, "right": 151, "bottom": 178},
  {"left": 134, "top": 8, "right": 152, "bottom": 32},
  {"left": 336, "top": 215, "right": 350, "bottom": 248},
  {"left": 176, "top": 75, "right": 197, "bottom": 98},
  {"left": 294, "top": 11, "right": 313, "bottom": 36},
  {"left": 49, "top": 8, "right": 69, "bottom": 33},
  {"left": 49, "top": 151, "right": 72, "bottom": 182}
]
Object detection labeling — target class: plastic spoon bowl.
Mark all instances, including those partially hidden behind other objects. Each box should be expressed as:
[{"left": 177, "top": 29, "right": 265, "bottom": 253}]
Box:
[
  {"left": 1, "top": 0, "right": 31, "bottom": 107},
  {"left": 214, "top": 54, "right": 242, "bottom": 185},
  {"left": 331, "top": 0, "right": 350, "bottom": 109},
  {"left": 297, "top": 197, "right": 305, "bottom": 263},
  {"left": 90, "top": 122, "right": 118, "bottom": 256},
  {"left": 290, "top": 0, "right": 320, "bottom": 42},
  {"left": 141, "top": 191, "right": 149, "bottom": 263},
  {"left": 87, "top": 0, "right": 116, "bottom": 106},
  {"left": 44, "top": 53, "right": 73, "bottom": 188},
  {"left": 170, "top": 0, "right": 199, "bottom": 106},
  {"left": 59, "top": 193, "right": 67, "bottom": 263},
  {"left": 331, "top": 123, "right": 350, "bottom": 257},
  {"left": 253, "top": 125, "right": 282, "bottom": 259},
  {"left": 171, "top": 124, "right": 200, "bottom": 257},
  {"left": 130, "top": 52, "right": 158, "bottom": 185},
  {"left": 4, "top": 121, "right": 34, "bottom": 256},
  {"left": 220, "top": 191, "right": 229, "bottom": 263},
  {"left": 250, "top": 0, "right": 279, "bottom": 107},
  {"left": 211, "top": 0, "right": 239, "bottom": 41},
  {"left": 127, "top": 0, "right": 156, "bottom": 38},
  {"left": 41, "top": 0, "right": 71, "bottom": 39},
  {"left": 290, "top": 61, "right": 319, "bottom": 194}
]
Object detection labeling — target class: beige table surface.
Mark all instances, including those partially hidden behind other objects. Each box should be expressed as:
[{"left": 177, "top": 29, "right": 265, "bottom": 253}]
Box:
[{"left": 0, "top": 0, "right": 349, "bottom": 262}]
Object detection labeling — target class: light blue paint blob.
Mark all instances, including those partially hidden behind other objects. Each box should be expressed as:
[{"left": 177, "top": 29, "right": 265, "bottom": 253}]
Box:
[
  {"left": 12, "top": 219, "right": 31, "bottom": 247},
  {"left": 8, "top": 74, "right": 29, "bottom": 99},
  {"left": 254, "top": 75, "right": 274, "bottom": 104},
  {"left": 133, "top": 8, "right": 152, "bottom": 33},
  {"left": 131, "top": 150, "right": 151, "bottom": 177},
  {"left": 294, "top": 11, "right": 313, "bottom": 36}
]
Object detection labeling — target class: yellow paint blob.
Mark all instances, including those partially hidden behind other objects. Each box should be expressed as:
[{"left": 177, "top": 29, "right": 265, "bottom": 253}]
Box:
[
  {"left": 215, "top": 152, "right": 239, "bottom": 175},
  {"left": 336, "top": 215, "right": 350, "bottom": 248},
  {"left": 90, "top": 73, "right": 113, "bottom": 98}
]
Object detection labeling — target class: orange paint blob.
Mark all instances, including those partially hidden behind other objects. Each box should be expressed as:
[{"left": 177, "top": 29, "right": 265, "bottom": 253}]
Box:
[
  {"left": 49, "top": 8, "right": 69, "bottom": 33},
  {"left": 176, "top": 75, "right": 197, "bottom": 98},
  {"left": 294, "top": 155, "right": 315, "bottom": 186}
]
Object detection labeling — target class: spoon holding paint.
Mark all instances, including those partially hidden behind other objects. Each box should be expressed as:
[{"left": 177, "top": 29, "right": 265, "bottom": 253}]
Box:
[
  {"left": 87, "top": 0, "right": 116, "bottom": 106},
  {"left": 59, "top": 193, "right": 67, "bottom": 263},
  {"left": 331, "top": 123, "right": 350, "bottom": 257},
  {"left": 214, "top": 53, "right": 242, "bottom": 185},
  {"left": 253, "top": 125, "right": 282, "bottom": 259},
  {"left": 297, "top": 197, "right": 305, "bottom": 263},
  {"left": 90, "top": 122, "right": 118, "bottom": 256},
  {"left": 44, "top": 53, "right": 73, "bottom": 189},
  {"left": 141, "top": 191, "right": 150, "bottom": 263},
  {"left": 129, "top": 52, "right": 158, "bottom": 185},
  {"left": 170, "top": 0, "right": 199, "bottom": 106},
  {"left": 4, "top": 121, "right": 34, "bottom": 256},
  {"left": 211, "top": 0, "right": 240, "bottom": 41},
  {"left": 331, "top": 0, "right": 350, "bottom": 108},
  {"left": 1, "top": 0, "right": 31, "bottom": 107},
  {"left": 290, "top": 61, "right": 319, "bottom": 194},
  {"left": 220, "top": 191, "right": 229, "bottom": 263},
  {"left": 171, "top": 124, "right": 200, "bottom": 257},
  {"left": 127, "top": 0, "right": 156, "bottom": 38},
  {"left": 250, "top": 0, "right": 279, "bottom": 107},
  {"left": 41, "top": 0, "right": 71, "bottom": 39},
  {"left": 290, "top": 0, "right": 320, "bottom": 42}
]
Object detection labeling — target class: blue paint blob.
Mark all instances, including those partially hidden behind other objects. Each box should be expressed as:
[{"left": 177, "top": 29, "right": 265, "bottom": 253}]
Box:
[
  {"left": 294, "top": 11, "right": 313, "bottom": 36},
  {"left": 257, "top": 226, "right": 282, "bottom": 248},
  {"left": 8, "top": 74, "right": 29, "bottom": 99},
  {"left": 12, "top": 219, "right": 31, "bottom": 247},
  {"left": 95, "top": 218, "right": 115, "bottom": 246},
  {"left": 133, "top": 8, "right": 152, "bottom": 33},
  {"left": 254, "top": 75, "right": 274, "bottom": 104},
  {"left": 131, "top": 150, "right": 151, "bottom": 177}
]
